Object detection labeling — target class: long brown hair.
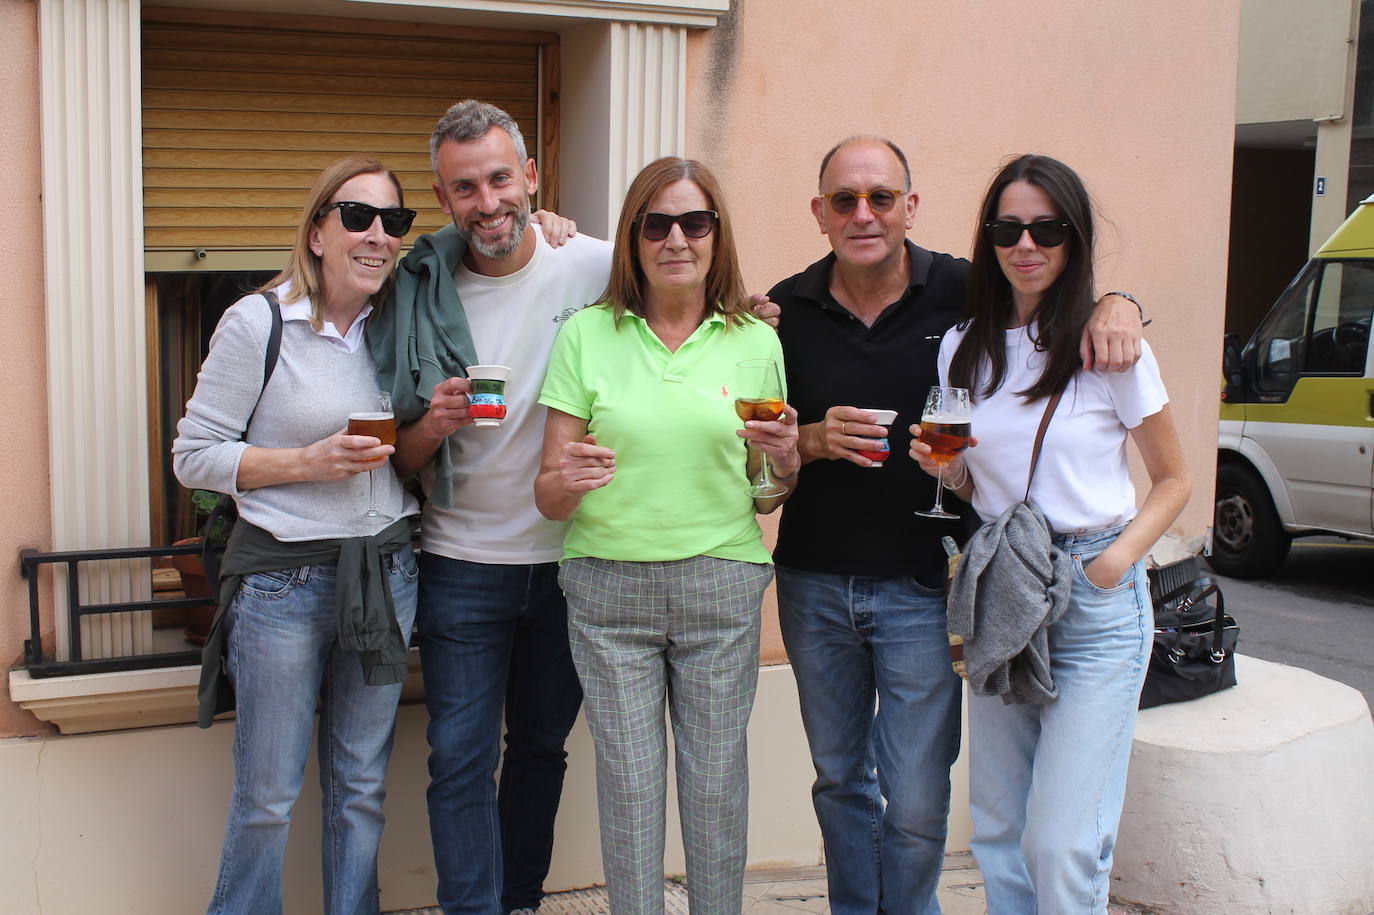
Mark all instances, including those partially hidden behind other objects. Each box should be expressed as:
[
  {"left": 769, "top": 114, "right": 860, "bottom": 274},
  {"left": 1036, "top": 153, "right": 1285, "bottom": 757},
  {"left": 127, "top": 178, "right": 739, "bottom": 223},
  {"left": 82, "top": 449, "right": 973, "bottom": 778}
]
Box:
[
  {"left": 948, "top": 154, "right": 1097, "bottom": 402},
  {"left": 600, "top": 157, "right": 752, "bottom": 328},
  {"left": 257, "top": 156, "right": 406, "bottom": 331}
]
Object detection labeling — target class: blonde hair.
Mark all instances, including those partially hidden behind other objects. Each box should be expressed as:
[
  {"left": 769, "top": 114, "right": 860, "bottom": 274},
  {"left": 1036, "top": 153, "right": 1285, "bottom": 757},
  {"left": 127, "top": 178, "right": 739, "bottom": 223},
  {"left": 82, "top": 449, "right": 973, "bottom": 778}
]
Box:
[
  {"left": 601, "top": 157, "right": 751, "bottom": 328},
  {"left": 258, "top": 156, "right": 406, "bottom": 331}
]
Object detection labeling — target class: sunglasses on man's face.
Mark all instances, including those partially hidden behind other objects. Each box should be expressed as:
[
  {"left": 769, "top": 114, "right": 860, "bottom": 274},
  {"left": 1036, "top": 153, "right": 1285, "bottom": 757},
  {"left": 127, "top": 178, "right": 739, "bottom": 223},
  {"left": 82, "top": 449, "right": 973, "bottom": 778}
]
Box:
[
  {"left": 818, "top": 188, "right": 904, "bottom": 215},
  {"left": 637, "top": 210, "right": 718, "bottom": 241},
  {"left": 316, "top": 201, "right": 417, "bottom": 238},
  {"left": 984, "top": 219, "right": 1073, "bottom": 248}
]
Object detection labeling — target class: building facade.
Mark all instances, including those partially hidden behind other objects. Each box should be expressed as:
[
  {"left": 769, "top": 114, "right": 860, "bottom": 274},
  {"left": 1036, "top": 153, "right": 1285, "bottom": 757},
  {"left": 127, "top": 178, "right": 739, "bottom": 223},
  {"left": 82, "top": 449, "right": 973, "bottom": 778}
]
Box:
[
  {"left": 1230, "top": 0, "right": 1368, "bottom": 336},
  {"left": 1, "top": 0, "right": 1238, "bottom": 910}
]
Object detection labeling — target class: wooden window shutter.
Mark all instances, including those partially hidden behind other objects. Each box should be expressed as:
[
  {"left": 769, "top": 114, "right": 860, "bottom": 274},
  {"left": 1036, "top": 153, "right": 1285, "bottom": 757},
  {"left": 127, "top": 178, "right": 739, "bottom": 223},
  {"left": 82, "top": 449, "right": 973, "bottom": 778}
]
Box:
[{"left": 141, "top": 8, "right": 557, "bottom": 271}]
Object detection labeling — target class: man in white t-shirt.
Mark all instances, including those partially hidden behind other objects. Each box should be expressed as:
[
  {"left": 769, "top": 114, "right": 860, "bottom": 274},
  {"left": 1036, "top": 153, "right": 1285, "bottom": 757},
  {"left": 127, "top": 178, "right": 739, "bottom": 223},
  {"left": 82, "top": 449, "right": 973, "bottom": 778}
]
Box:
[{"left": 383, "top": 101, "right": 611, "bottom": 915}]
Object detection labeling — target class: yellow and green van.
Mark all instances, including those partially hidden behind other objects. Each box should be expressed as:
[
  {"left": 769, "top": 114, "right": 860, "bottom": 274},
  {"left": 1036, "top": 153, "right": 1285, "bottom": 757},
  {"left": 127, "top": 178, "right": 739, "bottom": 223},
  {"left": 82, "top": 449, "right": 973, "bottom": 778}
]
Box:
[{"left": 1213, "top": 195, "right": 1374, "bottom": 578}]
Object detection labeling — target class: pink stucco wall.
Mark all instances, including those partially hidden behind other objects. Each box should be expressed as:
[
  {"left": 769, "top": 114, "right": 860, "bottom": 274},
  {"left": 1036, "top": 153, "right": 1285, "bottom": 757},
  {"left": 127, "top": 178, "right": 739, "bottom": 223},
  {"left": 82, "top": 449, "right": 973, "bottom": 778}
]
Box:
[
  {"left": 686, "top": 1, "right": 1237, "bottom": 663},
  {"left": 686, "top": 0, "right": 1236, "bottom": 541},
  {"left": 0, "top": 0, "right": 52, "bottom": 738}
]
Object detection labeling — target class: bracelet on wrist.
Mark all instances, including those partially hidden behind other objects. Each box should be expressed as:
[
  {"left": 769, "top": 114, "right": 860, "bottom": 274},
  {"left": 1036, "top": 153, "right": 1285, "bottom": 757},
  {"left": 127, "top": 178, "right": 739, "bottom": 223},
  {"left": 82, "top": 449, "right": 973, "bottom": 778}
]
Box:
[
  {"left": 942, "top": 462, "right": 969, "bottom": 491},
  {"left": 1103, "top": 290, "right": 1152, "bottom": 328}
]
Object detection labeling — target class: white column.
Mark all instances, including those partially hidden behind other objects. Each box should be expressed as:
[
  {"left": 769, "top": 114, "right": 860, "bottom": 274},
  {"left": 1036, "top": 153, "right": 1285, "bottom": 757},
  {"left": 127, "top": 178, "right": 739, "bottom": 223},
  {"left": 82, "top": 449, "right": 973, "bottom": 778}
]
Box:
[
  {"left": 560, "top": 21, "right": 686, "bottom": 238},
  {"left": 1310, "top": 115, "right": 1355, "bottom": 254},
  {"left": 608, "top": 21, "right": 686, "bottom": 211},
  {"left": 39, "top": 0, "right": 151, "bottom": 661}
]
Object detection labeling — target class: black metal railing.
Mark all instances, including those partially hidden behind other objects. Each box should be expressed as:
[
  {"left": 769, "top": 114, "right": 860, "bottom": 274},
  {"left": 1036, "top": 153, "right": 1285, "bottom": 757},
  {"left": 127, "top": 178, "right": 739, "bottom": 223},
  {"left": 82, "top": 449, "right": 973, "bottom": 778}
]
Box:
[{"left": 19, "top": 544, "right": 215, "bottom": 678}]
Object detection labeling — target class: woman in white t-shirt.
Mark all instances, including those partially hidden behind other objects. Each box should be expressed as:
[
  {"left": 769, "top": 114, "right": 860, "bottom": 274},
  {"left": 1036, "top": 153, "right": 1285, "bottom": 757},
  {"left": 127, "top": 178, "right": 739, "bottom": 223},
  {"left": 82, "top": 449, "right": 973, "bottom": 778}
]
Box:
[{"left": 911, "top": 154, "right": 1191, "bottom": 914}]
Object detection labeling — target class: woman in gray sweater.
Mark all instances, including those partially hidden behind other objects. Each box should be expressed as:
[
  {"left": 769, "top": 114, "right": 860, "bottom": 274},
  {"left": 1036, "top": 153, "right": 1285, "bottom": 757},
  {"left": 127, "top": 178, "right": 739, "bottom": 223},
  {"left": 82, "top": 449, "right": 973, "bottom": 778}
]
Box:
[{"left": 173, "top": 156, "right": 421, "bottom": 915}]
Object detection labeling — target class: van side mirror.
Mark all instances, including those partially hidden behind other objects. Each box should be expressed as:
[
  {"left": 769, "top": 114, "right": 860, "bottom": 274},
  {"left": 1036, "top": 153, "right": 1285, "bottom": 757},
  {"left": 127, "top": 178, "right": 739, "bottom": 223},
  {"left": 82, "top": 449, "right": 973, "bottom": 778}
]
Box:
[
  {"left": 1221, "top": 333, "right": 1245, "bottom": 402},
  {"left": 1222, "top": 333, "right": 1243, "bottom": 385}
]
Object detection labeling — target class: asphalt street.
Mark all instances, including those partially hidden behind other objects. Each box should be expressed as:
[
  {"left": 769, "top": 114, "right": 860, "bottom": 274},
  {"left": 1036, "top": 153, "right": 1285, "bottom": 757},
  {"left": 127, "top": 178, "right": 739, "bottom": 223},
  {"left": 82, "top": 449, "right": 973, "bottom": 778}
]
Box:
[{"left": 1206, "top": 536, "right": 1374, "bottom": 709}]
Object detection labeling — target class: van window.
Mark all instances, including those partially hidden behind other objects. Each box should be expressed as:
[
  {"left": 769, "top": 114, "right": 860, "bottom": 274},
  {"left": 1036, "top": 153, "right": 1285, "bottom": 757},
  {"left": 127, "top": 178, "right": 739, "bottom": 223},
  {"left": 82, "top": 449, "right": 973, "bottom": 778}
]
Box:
[
  {"left": 1254, "top": 261, "right": 1316, "bottom": 392},
  {"left": 1307, "top": 260, "right": 1374, "bottom": 375}
]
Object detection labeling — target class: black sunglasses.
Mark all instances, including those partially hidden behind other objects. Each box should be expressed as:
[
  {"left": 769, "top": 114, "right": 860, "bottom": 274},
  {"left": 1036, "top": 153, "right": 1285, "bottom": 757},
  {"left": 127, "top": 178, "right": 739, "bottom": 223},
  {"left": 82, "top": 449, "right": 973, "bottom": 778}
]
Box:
[
  {"left": 316, "top": 201, "right": 417, "bottom": 238},
  {"left": 637, "top": 210, "right": 718, "bottom": 241},
  {"left": 984, "top": 219, "right": 1073, "bottom": 248},
  {"left": 817, "top": 188, "right": 903, "bottom": 215}
]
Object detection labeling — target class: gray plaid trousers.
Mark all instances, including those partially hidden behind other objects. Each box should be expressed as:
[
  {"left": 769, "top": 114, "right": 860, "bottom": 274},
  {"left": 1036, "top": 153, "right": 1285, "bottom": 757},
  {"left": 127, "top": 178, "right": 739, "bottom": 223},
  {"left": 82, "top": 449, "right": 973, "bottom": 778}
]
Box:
[{"left": 560, "top": 555, "right": 772, "bottom": 914}]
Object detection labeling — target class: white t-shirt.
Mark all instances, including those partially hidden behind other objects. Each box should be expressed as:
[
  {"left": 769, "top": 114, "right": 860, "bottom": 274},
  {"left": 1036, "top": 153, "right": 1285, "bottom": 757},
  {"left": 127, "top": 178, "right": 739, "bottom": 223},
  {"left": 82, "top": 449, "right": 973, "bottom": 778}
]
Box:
[
  {"left": 421, "top": 230, "right": 612, "bottom": 564},
  {"left": 937, "top": 322, "right": 1168, "bottom": 532}
]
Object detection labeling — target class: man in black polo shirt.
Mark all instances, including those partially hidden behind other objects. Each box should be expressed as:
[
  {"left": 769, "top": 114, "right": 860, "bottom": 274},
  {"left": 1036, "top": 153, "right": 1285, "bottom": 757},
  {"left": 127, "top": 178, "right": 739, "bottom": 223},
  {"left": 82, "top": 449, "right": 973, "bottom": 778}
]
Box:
[{"left": 770, "top": 135, "right": 1141, "bottom": 915}]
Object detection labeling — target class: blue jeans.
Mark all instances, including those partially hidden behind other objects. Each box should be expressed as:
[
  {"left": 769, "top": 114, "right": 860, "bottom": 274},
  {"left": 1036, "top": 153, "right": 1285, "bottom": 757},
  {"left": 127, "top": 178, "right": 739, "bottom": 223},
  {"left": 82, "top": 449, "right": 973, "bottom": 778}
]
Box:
[
  {"left": 968, "top": 527, "right": 1151, "bottom": 915},
  {"left": 209, "top": 545, "right": 419, "bottom": 915},
  {"left": 417, "top": 554, "right": 584, "bottom": 915},
  {"left": 776, "top": 567, "right": 962, "bottom": 915}
]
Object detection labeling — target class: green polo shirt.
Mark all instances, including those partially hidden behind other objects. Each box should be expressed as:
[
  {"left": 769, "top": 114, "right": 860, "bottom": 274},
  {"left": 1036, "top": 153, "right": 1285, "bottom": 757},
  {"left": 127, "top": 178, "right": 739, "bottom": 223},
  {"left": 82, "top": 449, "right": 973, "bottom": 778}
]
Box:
[{"left": 539, "top": 303, "right": 784, "bottom": 564}]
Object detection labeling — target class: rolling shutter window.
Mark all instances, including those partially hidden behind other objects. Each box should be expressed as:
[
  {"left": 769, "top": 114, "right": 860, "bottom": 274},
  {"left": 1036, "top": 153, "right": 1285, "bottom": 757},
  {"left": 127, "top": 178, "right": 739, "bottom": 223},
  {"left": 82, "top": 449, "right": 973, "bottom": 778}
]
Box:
[{"left": 141, "top": 12, "right": 550, "bottom": 268}]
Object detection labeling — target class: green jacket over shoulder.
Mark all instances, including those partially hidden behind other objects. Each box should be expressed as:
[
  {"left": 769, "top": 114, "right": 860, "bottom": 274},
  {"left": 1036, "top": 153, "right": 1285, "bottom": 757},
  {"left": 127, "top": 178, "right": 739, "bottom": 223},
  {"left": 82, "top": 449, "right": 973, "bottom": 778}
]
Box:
[{"left": 366, "top": 223, "right": 480, "bottom": 509}]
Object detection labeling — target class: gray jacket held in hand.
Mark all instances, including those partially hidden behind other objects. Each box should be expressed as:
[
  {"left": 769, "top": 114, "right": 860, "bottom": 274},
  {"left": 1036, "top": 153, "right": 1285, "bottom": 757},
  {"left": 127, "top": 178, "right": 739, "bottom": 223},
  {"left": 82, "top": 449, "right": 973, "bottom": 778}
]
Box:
[{"left": 947, "top": 502, "right": 1072, "bottom": 705}]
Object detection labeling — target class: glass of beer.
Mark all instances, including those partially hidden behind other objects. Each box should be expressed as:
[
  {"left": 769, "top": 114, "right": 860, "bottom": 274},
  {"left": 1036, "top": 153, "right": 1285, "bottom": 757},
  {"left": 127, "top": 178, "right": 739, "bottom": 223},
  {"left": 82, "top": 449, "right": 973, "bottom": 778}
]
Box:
[
  {"left": 348, "top": 391, "right": 397, "bottom": 524},
  {"left": 913, "top": 386, "right": 971, "bottom": 520},
  {"left": 734, "top": 358, "right": 789, "bottom": 498}
]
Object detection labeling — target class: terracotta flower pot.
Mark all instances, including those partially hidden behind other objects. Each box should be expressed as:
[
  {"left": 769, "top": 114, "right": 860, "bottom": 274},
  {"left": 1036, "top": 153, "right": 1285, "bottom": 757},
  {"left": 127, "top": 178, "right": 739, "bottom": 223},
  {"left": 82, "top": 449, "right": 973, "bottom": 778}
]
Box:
[{"left": 171, "top": 536, "right": 215, "bottom": 646}]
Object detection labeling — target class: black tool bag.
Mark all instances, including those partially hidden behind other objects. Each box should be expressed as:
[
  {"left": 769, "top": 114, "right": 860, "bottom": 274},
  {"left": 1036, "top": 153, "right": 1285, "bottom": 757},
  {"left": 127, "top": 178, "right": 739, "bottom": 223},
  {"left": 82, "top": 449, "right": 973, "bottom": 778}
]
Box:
[{"left": 1139, "top": 556, "right": 1239, "bottom": 709}]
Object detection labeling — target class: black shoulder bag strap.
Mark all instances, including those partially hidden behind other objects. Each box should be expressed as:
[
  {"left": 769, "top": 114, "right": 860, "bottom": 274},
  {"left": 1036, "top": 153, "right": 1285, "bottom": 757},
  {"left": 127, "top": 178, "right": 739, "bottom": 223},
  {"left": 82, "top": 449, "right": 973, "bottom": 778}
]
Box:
[
  {"left": 1022, "top": 388, "right": 1065, "bottom": 503},
  {"left": 203, "top": 290, "right": 283, "bottom": 594},
  {"left": 1155, "top": 576, "right": 1227, "bottom": 657},
  {"left": 257, "top": 290, "right": 285, "bottom": 398}
]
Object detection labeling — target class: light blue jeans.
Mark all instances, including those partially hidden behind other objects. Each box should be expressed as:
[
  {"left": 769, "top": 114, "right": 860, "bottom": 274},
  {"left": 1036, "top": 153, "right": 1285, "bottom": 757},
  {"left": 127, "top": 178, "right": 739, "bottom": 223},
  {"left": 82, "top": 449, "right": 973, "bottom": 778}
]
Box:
[
  {"left": 208, "top": 546, "right": 419, "bottom": 915},
  {"left": 968, "top": 526, "right": 1151, "bottom": 915},
  {"left": 776, "top": 567, "right": 962, "bottom": 915}
]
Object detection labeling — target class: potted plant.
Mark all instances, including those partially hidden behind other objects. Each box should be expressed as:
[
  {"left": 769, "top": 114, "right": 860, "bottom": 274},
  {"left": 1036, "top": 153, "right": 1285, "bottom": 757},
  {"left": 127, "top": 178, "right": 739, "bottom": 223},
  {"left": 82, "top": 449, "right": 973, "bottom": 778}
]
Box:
[{"left": 172, "top": 489, "right": 229, "bottom": 646}]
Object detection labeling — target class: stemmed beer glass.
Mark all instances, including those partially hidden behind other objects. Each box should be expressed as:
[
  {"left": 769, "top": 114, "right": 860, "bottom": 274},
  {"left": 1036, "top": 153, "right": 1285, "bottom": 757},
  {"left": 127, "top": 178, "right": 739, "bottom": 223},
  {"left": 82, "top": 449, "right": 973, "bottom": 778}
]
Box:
[
  {"left": 349, "top": 391, "right": 397, "bottom": 524},
  {"left": 913, "top": 386, "right": 972, "bottom": 519},
  {"left": 734, "top": 359, "right": 789, "bottom": 498}
]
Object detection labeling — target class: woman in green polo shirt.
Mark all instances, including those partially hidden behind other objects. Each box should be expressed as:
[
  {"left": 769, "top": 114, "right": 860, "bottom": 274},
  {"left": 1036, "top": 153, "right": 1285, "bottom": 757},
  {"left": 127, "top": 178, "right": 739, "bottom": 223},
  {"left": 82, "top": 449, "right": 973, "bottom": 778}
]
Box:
[{"left": 535, "top": 157, "right": 800, "bottom": 914}]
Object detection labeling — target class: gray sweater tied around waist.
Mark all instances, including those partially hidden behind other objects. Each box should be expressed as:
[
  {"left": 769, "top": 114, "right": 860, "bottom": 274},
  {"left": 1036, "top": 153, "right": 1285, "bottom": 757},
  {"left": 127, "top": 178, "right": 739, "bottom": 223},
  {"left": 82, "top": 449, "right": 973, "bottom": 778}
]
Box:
[{"left": 947, "top": 501, "right": 1072, "bottom": 705}]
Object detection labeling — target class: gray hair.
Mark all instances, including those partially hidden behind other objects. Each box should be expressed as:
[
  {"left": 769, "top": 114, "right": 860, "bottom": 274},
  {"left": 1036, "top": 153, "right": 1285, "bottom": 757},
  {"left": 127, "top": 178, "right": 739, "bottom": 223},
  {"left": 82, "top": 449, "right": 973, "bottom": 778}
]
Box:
[
  {"left": 818, "top": 135, "right": 912, "bottom": 192},
  {"left": 430, "top": 100, "right": 529, "bottom": 174}
]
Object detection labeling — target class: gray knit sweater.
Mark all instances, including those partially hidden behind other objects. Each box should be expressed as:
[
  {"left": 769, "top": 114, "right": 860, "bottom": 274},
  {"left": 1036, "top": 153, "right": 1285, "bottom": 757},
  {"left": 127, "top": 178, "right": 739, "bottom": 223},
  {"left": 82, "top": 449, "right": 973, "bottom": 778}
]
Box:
[
  {"left": 172, "top": 292, "right": 418, "bottom": 541},
  {"left": 947, "top": 501, "right": 1072, "bottom": 705}
]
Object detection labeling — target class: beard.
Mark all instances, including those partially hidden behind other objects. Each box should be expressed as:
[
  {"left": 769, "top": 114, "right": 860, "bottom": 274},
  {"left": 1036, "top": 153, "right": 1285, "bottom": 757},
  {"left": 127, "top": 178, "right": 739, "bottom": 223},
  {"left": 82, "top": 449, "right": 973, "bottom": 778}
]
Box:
[{"left": 458, "top": 203, "right": 531, "bottom": 261}]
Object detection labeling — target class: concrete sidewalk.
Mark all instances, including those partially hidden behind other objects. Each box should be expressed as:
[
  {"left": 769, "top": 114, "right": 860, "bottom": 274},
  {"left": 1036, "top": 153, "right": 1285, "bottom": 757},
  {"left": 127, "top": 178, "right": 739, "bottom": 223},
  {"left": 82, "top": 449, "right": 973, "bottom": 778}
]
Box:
[{"left": 388, "top": 853, "right": 1152, "bottom": 913}]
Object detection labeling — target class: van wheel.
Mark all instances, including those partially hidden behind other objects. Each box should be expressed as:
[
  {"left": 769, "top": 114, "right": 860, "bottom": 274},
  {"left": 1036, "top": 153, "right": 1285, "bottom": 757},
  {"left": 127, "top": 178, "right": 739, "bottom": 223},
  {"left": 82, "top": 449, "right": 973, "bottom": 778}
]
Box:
[{"left": 1208, "top": 463, "right": 1292, "bottom": 578}]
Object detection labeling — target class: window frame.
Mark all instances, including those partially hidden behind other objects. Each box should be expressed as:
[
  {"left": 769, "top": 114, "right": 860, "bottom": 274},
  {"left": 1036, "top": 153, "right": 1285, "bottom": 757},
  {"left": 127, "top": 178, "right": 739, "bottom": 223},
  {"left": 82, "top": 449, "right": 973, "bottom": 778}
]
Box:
[{"left": 29, "top": 0, "right": 694, "bottom": 731}]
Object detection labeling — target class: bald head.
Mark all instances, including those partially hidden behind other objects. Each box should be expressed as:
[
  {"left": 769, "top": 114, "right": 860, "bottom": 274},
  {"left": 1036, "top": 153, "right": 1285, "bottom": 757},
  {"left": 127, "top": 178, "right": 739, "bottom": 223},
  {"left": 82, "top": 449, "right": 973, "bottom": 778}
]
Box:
[{"left": 818, "top": 136, "right": 911, "bottom": 193}]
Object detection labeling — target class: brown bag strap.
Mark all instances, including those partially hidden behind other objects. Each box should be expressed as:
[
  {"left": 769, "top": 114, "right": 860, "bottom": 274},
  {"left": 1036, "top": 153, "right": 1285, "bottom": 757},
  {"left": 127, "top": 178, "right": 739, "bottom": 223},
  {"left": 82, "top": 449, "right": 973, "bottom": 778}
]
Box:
[{"left": 1023, "top": 388, "right": 1065, "bottom": 502}]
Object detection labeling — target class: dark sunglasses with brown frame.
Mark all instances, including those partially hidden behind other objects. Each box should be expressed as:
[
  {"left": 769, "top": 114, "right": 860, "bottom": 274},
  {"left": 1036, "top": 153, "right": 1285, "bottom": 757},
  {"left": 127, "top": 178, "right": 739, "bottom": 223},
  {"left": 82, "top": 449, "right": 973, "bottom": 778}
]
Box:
[{"left": 636, "top": 209, "right": 718, "bottom": 241}]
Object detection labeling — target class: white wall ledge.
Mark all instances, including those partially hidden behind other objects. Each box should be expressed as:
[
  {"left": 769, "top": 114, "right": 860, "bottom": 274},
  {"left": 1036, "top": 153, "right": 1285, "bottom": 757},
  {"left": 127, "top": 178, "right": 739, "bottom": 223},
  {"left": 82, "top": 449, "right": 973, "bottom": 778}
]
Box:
[
  {"left": 10, "top": 652, "right": 428, "bottom": 734},
  {"left": 347, "top": 0, "right": 728, "bottom": 27},
  {"left": 10, "top": 665, "right": 204, "bottom": 734}
]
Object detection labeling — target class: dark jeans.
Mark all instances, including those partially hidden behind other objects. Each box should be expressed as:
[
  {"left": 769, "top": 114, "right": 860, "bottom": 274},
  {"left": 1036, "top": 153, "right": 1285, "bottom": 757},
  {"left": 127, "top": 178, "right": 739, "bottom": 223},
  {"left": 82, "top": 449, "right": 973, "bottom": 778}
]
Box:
[{"left": 417, "top": 554, "right": 584, "bottom": 914}]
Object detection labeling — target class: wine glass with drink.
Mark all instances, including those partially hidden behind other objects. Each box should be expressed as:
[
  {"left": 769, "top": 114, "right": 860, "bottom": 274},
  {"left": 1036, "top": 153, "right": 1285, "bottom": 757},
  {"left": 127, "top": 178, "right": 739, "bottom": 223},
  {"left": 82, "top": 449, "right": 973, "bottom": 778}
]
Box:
[
  {"left": 734, "top": 358, "right": 789, "bottom": 498},
  {"left": 349, "top": 391, "right": 397, "bottom": 524},
  {"left": 913, "top": 386, "right": 971, "bottom": 520}
]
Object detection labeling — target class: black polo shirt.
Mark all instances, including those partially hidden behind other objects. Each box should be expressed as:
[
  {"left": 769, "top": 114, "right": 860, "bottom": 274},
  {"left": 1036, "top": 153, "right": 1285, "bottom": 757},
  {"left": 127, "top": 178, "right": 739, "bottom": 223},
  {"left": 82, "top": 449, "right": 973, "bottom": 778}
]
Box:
[{"left": 772, "top": 240, "right": 974, "bottom": 586}]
